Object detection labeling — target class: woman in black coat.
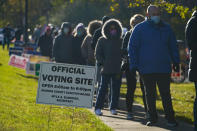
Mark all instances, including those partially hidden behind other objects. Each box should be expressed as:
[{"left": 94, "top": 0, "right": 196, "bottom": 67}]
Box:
[
  {"left": 185, "top": 10, "right": 197, "bottom": 131},
  {"left": 72, "top": 23, "right": 87, "bottom": 65}
]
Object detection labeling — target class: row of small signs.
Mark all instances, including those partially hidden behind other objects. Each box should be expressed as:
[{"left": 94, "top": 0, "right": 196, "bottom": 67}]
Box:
[
  {"left": 9, "top": 43, "right": 41, "bottom": 56},
  {"left": 9, "top": 54, "right": 50, "bottom": 76},
  {"left": 8, "top": 43, "right": 44, "bottom": 75}
]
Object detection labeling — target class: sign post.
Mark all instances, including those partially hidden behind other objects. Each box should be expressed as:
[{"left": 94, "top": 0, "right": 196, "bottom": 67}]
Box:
[
  {"left": 36, "top": 62, "right": 96, "bottom": 130},
  {"left": 36, "top": 62, "right": 96, "bottom": 108}
]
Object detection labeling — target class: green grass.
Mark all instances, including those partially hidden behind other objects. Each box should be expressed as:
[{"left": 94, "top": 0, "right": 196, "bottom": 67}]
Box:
[
  {"left": 121, "top": 81, "right": 195, "bottom": 124},
  {"left": 0, "top": 46, "right": 112, "bottom": 131}
]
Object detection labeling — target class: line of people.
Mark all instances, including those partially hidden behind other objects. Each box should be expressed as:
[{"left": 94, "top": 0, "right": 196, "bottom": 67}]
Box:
[
  {"left": 36, "top": 5, "right": 196, "bottom": 130},
  {"left": 94, "top": 5, "right": 179, "bottom": 128}
]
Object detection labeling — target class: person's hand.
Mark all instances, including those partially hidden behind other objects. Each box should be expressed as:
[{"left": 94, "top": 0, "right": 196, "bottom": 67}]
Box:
[{"left": 173, "top": 63, "right": 180, "bottom": 72}]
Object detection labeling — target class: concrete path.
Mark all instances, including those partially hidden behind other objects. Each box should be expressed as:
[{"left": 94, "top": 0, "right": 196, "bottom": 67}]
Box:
[{"left": 90, "top": 98, "right": 194, "bottom": 131}]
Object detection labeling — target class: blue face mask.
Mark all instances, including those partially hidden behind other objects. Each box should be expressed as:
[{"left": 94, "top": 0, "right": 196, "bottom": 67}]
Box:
[
  {"left": 63, "top": 28, "right": 69, "bottom": 34},
  {"left": 77, "top": 31, "right": 82, "bottom": 36},
  {"left": 151, "top": 16, "right": 160, "bottom": 24}
]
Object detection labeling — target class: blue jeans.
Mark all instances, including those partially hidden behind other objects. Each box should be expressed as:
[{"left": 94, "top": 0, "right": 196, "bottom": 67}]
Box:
[
  {"left": 95, "top": 74, "right": 121, "bottom": 110},
  {"left": 194, "top": 82, "right": 197, "bottom": 131}
]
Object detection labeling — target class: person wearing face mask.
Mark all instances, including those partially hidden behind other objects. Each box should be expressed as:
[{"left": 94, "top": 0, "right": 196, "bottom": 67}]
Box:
[
  {"left": 81, "top": 20, "right": 102, "bottom": 66},
  {"left": 92, "top": 16, "right": 111, "bottom": 108},
  {"left": 72, "top": 23, "right": 87, "bottom": 65},
  {"left": 38, "top": 26, "right": 53, "bottom": 58},
  {"left": 94, "top": 19, "right": 122, "bottom": 116},
  {"left": 52, "top": 22, "right": 74, "bottom": 64},
  {"left": 128, "top": 5, "right": 180, "bottom": 127},
  {"left": 121, "top": 14, "right": 147, "bottom": 120}
]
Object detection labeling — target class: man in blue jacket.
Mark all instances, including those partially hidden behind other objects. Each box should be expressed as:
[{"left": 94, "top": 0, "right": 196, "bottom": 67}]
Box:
[{"left": 128, "top": 5, "right": 180, "bottom": 127}]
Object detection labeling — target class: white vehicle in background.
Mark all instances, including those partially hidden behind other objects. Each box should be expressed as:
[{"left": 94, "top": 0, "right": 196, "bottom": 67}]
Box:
[{"left": 0, "top": 28, "right": 4, "bottom": 45}]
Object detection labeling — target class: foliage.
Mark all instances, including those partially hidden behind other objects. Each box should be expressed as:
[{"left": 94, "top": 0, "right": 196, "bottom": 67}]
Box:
[{"left": 0, "top": 0, "right": 197, "bottom": 39}]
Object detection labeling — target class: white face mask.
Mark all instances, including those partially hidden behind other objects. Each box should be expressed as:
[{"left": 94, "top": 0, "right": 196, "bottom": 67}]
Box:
[
  {"left": 63, "top": 28, "right": 69, "bottom": 34},
  {"left": 151, "top": 16, "right": 160, "bottom": 24}
]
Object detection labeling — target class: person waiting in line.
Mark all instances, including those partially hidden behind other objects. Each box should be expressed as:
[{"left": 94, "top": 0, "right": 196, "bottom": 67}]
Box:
[
  {"left": 32, "top": 25, "right": 42, "bottom": 45},
  {"left": 121, "top": 14, "right": 147, "bottom": 120},
  {"left": 2, "top": 24, "right": 12, "bottom": 50},
  {"left": 52, "top": 22, "right": 74, "bottom": 64},
  {"left": 91, "top": 16, "right": 110, "bottom": 51},
  {"left": 15, "top": 26, "right": 23, "bottom": 41},
  {"left": 81, "top": 20, "right": 102, "bottom": 66},
  {"left": 185, "top": 10, "right": 197, "bottom": 131},
  {"left": 95, "top": 19, "right": 123, "bottom": 116},
  {"left": 92, "top": 16, "right": 111, "bottom": 107},
  {"left": 128, "top": 5, "right": 180, "bottom": 127},
  {"left": 72, "top": 23, "right": 87, "bottom": 65},
  {"left": 38, "top": 26, "right": 53, "bottom": 58}
]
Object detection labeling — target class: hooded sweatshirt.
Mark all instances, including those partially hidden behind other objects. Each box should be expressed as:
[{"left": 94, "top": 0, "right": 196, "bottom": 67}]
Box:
[
  {"left": 72, "top": 23, "right": 87, "bottom": 65},
  {"left": 52, "top": 22, "right": 74, "bottom": 64},
  {"left": 95, "top": 19, "right": 123, "bottom": 74}
]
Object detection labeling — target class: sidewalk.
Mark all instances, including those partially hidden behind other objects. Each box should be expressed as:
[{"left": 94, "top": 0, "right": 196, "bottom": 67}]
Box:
[{"left": 90, "top": 98, "right": 194, "bottom": 131}]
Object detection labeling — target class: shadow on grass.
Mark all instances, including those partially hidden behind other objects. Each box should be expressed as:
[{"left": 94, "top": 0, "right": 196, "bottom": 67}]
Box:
[
  {"left": 0, "top": 63, "right": 2, "bottom": 66},
  {"left": 16, "top": 73, "right": 38, "bottom": 81}
]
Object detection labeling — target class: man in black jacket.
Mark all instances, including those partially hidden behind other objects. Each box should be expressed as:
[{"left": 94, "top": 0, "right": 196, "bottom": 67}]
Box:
[
  {"left": 38, "top": 26, "right": 53, "bottom": 58},
  {"left": 52, "top": 22, "right": 74, "bottom": 64},
  {"left": 185, "top": 10, "right": 197, "bottom": 131},
  {"left": 2, "top": 24, "right": 12, "bottom": 50},
  {"left": 121, "top": 14, "right": 147, "bottom": 120}
]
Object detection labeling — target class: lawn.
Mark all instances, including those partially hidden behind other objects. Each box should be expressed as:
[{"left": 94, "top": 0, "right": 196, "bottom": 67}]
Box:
[
  {"left": 0, "top": 46, "right": 112, "bottom": 131},
  {"left": 121, "top": 80, "right": 196, "bottom": 124}
]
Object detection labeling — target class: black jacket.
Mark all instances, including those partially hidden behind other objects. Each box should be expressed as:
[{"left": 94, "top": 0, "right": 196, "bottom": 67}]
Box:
[
  {"left": 38, "top": 34, "right": 53, "bottom": 58},
  {"left": 3, "top": 27, "right": 12, "bottom": 39},
  {"left": 15, "top": 28, "right": 23, "bottom": 41},
  {"left": 185, "top": 11, "right": 197, "bottom": 82},
  {"left": 95, "top": 19, "right": 123, "bottom": 74},
  {"left": 121, "top": 31, "right": 131, "bottom": 71},
  {"left": 92, "top": 16, "right": 110, "bottom": 50},
  {"left": 72, "top": 34, "right": 86, "bottom": 65},
  {"left": 52, "top": 33, "right": 74, "bottom": 64},
  {"left": 122, "top": 31, "right": 131, "bottom": 57},
  {"left": 92, "top": 28, "right": 102, "bottom": 50}
]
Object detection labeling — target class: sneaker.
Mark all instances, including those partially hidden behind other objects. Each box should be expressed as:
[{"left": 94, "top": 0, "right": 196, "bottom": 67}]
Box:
[
  {"left": 146, "top": 120, "right": 157, "bottom": 126},
  {"left": 95, "top": 109, "right": 103, "bottom": 116},
  {"left": 110, "top": 109, "right": 117, "bottom": 115},
  {"left": 127, "top": 113, "right": 134, "bottom": 120},
  {"left": 167, "top": 120, "right": 178, "bottom": 127}
]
